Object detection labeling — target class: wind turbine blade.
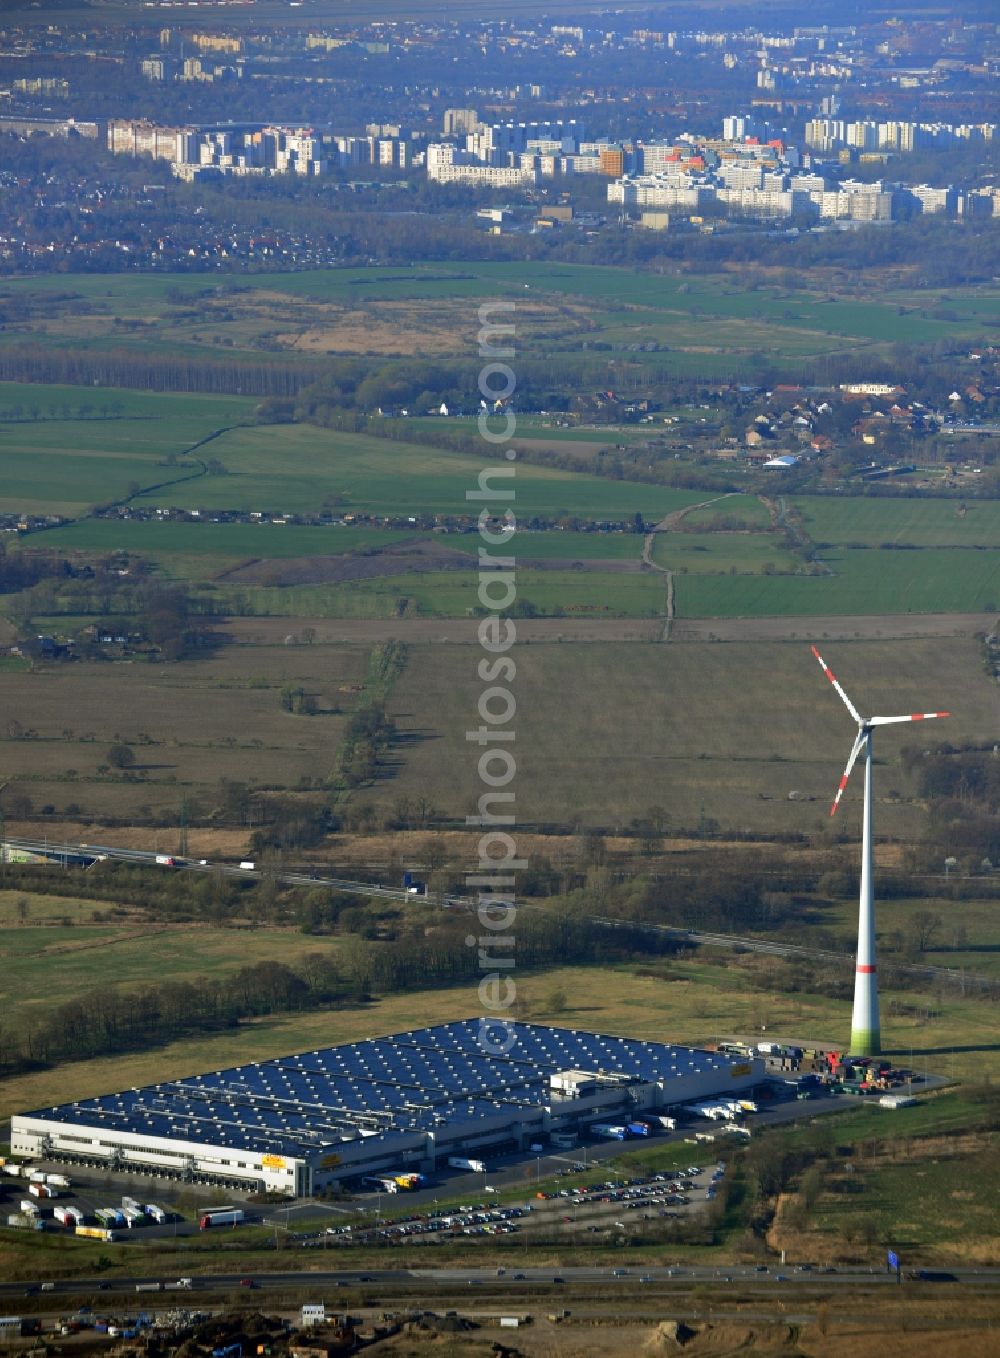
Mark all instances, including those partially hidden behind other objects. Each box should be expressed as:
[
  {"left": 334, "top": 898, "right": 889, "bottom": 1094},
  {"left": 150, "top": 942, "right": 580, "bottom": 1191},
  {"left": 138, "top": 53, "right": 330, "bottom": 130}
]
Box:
[
  {"left": 830, "top": 733, "right": 865, "bottom": 817},
  {"left": 811, "top": 645, "right": 862, "bottom": 726},
  {"left": 869, "top": 712, "right": 950, "bottom": 726}
]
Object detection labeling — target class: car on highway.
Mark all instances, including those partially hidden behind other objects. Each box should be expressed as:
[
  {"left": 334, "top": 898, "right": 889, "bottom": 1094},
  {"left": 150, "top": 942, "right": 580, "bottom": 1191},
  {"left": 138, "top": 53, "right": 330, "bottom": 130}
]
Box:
[{"left": 239, "top": 1279, "right": 255, "bottom": 1289}]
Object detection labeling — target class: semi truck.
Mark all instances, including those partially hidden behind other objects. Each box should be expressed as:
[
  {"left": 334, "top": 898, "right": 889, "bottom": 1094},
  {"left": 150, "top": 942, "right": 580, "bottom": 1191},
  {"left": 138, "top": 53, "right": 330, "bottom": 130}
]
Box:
[
  {"left": 199, "top": 1207, "right": 245, "bottom": 1229},
  {"left": 626, "top": 1120, "right": 652, "bottom": 1137},
  {"left": 145, "top": 1204, "right": 168, "bottom": 1224},
  {"left": 76, "top": 1225, "right": 120, "bottom": 1242},
  {"left": 393, "top": 1172, "right": 425, "bottom": 1190},
  {"left": 135, "top": 1282, "right": 163, "bottom": 1292},
  {"left": 589, "top": 1124, "right": 629, "bottom": 1140},
  {"left": 45, "top": 1174, "right": 71, "bottom": 1189},
  {"left": 447, "top": 1156, "right": 487, "bottom": 1173},
  {"left": 155, "top": 855, "right": 178, "bottom": 867},
  {"left": 362, "top": 1175, "right": 399, "bottom": 1193},
  {"left": 651, "top": 1114, "right": 677, "bottom": 1130}
]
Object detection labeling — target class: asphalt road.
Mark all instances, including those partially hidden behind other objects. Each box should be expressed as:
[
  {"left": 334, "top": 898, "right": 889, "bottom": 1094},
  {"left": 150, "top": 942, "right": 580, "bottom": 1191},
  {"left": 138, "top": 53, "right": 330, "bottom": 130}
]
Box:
[{"left": 0, "top": 1263, "right": 994, "bottom": 1302}]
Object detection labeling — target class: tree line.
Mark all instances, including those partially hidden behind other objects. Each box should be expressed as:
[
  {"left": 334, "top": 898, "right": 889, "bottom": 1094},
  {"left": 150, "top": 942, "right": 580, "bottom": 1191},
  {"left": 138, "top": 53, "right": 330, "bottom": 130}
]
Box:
[{"left": 0, "top": 343, "right": 312, "bottom": 398}]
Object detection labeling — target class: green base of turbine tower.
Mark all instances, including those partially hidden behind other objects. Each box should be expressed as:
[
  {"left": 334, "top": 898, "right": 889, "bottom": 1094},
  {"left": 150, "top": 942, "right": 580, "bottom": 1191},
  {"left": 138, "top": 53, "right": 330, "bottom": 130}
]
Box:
[{"left": 849, "top": 1027, "right": 880, "bottom": 1057}]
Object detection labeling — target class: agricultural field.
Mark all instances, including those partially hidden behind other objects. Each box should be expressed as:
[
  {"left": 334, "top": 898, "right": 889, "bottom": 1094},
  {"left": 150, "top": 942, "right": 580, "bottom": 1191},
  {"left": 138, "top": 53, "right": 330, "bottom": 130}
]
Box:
[
  {"left": 675, "top": 547, "right": 1000, "bottom": 617},
  {"left": 0, "top": 643, "right": 370, "bottom": 820},
  {"left": 34, "top": 520, "right": 420, "bottom": 582},
  {"left": 0, "top": 385, "right": 257, "bottom": 516},
  {"left": 793, "top": 495, "right": 1000, "bottom": 548},
  {"left": 650, "top": 528, "right": 798, "bottom": 574},
  {"left": 360, "top": 636, "right": 998, "bottom": 834},
  {"left": 681, "top": 493, "right": 773, "bottom": 529},
  {"left": 130, "top": 424, "right": 705, "bottom": 521}
]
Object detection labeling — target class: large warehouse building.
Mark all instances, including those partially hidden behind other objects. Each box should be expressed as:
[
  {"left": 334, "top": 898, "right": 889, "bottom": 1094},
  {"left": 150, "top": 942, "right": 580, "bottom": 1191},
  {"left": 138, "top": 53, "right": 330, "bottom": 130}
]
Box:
[{"left": 11, "top": 1021, "right": 763, "bottom": 1197}]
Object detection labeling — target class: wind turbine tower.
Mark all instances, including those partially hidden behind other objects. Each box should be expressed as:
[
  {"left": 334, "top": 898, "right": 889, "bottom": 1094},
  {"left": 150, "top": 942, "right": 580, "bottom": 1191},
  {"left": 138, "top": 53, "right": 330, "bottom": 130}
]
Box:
[{"left": 811, "top": 646, "right": 949, "bottom": 1056}]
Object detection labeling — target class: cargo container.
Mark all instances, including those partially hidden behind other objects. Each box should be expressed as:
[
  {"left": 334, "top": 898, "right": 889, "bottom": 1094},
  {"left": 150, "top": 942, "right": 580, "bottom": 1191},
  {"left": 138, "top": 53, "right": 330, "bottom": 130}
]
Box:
[
  {"left": 239, "top": 861, "right": 255, "bottom": 871},
  {"left": 651, "top": 1114, "right": 677, "bottom": 1131},
  {"left": 123, "top": 1209, "right": 146, "bottom": 1227},
  {"left": 135, "top": 1282, "right": 163, "bottom": 1292},
  {"left": 53, "top": 1207, "right": 76, "bottom": 1226},
  {"left": 28, "top": 1182, "right": 50, "bottom": 1199},
  {"left": 199, "top": 1207, "right": 245, "bottom": 1229},
  {"left": 45, "top": 1174, "right": 71, "bottom": 1189},
  {"left": 146, "top": 1204, "right": 167, "bottom": 1224},
  {"left": 447, "top": 1156, "right": 487, "bottom": 1173},
  {"left": 19, "top": 1200, "right": 39, "bottom": 1215},
  {"left": 27, "top": 1169, "right": 46, "bottom": 1183}
]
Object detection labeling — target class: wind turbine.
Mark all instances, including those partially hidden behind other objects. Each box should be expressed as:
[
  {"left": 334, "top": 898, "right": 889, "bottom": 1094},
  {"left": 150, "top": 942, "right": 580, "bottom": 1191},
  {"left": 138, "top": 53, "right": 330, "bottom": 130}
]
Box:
[{"left": 811, "top": 645, "right": 949, "bottom": 1057}]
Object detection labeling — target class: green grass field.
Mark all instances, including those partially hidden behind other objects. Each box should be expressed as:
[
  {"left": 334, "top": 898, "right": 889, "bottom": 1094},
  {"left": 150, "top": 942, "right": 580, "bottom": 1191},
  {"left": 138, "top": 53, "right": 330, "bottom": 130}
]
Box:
[
  {"left": 37, "top": 519, "right": 417, "bottom": 565},
  {"left": 361, "top": 636, "right": 998, "bottom": 833},
  {"left": 676, "top": 548, "right": 1000, "bottom": 617},
  {"left": 651, "top": 529, "right": 798, "bottom": 574},
  {"left": 793, "top": 496, "right": 1000, "bottom": 548},
  {"left": 0, "top": 921, "right": 342, "bottom": 1033},
  {"left": 681, "top": 494, "right": 772, "bottom": 530},
  {"left": 0, "top": 385, "right": 256, "bottom": 515},
  {"left": 134, "top": 424, "right": 705, "bottom": 521},
  {"left": 450, "top": 529, "right": 645, "bottom": 561}
]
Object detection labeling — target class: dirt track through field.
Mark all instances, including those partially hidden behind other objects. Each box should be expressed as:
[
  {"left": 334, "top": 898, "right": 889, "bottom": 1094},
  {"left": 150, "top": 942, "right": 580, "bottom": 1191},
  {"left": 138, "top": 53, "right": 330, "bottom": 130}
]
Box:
[{"left": 644, "top": 491, "right": 740, "bottom": 640}]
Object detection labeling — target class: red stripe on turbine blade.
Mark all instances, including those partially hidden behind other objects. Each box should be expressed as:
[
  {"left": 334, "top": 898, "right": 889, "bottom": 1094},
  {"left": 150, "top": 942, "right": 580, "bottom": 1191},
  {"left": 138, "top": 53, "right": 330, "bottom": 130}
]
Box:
[
  {"left": 910, "top": 714, "right": 925, "bottom": 721},
  {"left": 856, "top": 964, "right": 877, "bottom": 974}
]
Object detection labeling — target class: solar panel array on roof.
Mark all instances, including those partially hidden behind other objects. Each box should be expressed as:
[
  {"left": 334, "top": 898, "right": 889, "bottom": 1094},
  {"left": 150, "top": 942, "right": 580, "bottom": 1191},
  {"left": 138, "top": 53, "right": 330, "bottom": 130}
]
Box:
[{"left": 26, "top": 1022, "right": 737, "bottom": 1159}]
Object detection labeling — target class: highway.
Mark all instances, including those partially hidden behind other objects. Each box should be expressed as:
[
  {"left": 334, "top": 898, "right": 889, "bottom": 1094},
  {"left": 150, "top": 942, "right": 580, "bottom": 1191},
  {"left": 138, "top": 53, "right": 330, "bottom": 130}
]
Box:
[
  {"left": 0, "top": 1263, "right": 995, "bottom": 1301},
  {"left": 4, "top": 836, "right": 992, "bottom": 989}
]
